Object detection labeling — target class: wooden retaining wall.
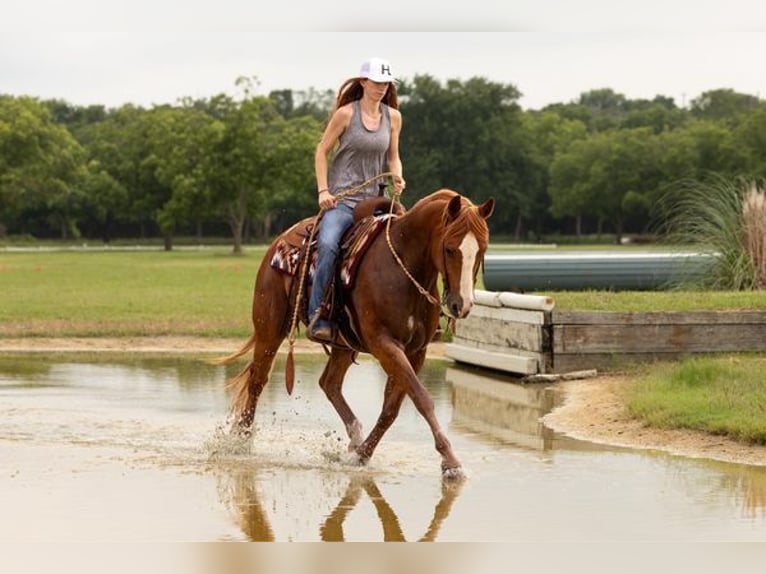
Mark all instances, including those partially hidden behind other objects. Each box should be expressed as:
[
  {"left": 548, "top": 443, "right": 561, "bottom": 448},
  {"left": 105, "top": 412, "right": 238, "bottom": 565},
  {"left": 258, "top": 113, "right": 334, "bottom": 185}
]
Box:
[
  {"left": 444, "top": 291, "right": 553, "bottom": 375},
  {"left": 445, "top": 290, "right": 766, "bottom": 375},
  {"left": 447, "top": 366, "right": 558, "bottom": 450},
  {"left": 551, "top": 310, "right": 766, "bottom": 372}
]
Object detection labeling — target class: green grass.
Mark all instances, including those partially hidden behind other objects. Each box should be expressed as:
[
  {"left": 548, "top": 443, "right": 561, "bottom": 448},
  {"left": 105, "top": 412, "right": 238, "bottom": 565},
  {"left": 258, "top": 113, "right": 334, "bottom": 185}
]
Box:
[
  {"left": 626, "top": 355, "right": 766, "bottom": 444},
  {"left": 535, "top": 289, "right": 766, "bottom": 311},
  {"left": 3, "top": 249, "right": 766, "bottom": 340},
  {"left": 0, "top": 248, "right": 266, "bottom": 337}
]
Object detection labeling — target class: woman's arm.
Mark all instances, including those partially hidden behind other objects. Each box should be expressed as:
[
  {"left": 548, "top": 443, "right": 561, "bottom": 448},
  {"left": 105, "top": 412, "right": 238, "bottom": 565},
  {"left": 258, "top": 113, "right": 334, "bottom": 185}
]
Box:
[
  {"left": 314, "top": 104, "right": 352, "bottom": 208},
  {"left": 387, "top": 108, "right": 405, "bottom": 192}
]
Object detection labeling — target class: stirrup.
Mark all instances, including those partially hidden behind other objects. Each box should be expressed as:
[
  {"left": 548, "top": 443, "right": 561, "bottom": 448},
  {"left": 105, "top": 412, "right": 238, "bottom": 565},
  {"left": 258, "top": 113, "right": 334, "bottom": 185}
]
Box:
[
  {"left": 307, "top": 313, "right": 333, "bottom": 342},
  {"left": 309, "top": 323, "right": 333, "bottom": 343}
]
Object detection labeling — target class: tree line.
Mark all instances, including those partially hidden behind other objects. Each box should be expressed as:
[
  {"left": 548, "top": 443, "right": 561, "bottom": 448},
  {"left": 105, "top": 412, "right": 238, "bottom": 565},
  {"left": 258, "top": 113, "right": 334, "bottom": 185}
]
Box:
[{"left": 2, "top": 75, "right": 765, "bottom": 251}]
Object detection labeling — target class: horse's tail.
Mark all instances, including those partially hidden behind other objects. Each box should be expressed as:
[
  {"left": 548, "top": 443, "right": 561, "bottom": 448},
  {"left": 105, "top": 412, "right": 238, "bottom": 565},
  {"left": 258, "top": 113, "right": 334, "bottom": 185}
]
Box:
[
  {"left": 208, "top": 332, "right": 257, "bottom": 366},
  {"left": 206, "top": 333, "right": 258, "bottom": 417},
  {"left": 227, "top": 360, "right": 256, "bottom": 418}
]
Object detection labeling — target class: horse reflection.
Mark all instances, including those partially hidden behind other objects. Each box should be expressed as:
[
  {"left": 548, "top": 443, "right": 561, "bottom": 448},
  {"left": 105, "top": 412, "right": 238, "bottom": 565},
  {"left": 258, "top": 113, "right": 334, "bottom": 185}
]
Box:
[
  {"left": 319, "top": 474, "right": 463, "bottom": 542},
  {"left": 217, "top": 468, "right": 276, "bottom": 542},
  {"left": 217, "top": 468, "right": 463, "bottom": 542}
]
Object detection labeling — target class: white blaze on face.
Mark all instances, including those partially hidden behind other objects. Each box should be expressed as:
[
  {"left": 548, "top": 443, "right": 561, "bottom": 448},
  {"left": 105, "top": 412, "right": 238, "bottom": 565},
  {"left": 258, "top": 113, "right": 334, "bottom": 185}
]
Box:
[{"left": 458, "top": 232, "right": 480, "bottom": 316}]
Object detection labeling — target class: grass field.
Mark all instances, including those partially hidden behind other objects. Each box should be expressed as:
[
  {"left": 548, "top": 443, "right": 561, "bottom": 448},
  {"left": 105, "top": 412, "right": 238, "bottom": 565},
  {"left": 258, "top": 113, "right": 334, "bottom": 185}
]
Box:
[
  {"left": 627, "top": 355, "right": 766, "bottom": 444},
  {"left": 0, "top": 248, "right": 265, "bottom": 338},
  {"left": 3, "top": 247, "right": 766, "bottom": 337}
]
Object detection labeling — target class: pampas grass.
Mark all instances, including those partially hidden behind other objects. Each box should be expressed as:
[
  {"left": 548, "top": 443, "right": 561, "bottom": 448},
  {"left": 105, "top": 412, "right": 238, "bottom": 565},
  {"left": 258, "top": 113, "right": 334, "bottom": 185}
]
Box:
[
  {"left": 655, "top": 175, "right": 766, "bottom": 290},
  {"left": 742, "top": 181, "right": 766, "bottom": 289}
]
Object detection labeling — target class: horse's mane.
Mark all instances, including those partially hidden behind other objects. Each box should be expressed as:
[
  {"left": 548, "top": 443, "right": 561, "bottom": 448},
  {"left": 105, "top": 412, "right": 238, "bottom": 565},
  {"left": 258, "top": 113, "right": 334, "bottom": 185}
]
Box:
[
  {"left": 409, "top": 189, "right": 490, "bottom": 246},
  {"left": 411, "top": 188, "right": 457, "bottom": 208}
]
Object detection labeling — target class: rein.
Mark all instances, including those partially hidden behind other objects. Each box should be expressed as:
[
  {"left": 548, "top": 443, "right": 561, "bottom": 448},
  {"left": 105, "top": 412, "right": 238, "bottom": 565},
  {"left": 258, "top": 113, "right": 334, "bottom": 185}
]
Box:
[{"left": 383, "top": 190, "right": 440, "bottom": 307}]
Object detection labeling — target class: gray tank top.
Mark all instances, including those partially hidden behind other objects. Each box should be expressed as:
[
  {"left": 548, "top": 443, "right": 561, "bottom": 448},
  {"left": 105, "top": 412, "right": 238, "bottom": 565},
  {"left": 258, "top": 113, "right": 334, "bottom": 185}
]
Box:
[{"left": 328, "top": 100, "right": 392, "bottom": 208}]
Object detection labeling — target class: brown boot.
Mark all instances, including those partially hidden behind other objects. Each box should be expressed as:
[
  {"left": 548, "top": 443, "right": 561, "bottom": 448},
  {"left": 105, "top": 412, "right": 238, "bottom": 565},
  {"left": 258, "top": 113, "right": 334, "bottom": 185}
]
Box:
[{"left": 308, "top": 313, "right": 333, "bottom": 342}]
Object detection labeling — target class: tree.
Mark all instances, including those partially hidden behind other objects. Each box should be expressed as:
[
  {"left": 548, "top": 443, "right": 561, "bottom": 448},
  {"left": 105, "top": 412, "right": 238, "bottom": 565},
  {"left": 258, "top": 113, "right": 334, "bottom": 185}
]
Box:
[
  {"left": 549, "top": 128, "right": 661, "bottom": 241},
  {"left": 143, "top": 103, "right": 222, "bottom": 250},
  {"left": 400, "top": 75, "right": 529, "bottom": 235},
  {"left": 522, "top": 110, "right": 588, "bottom": 238},
  {"left": 733, "top": 107, "right": 766, "bottom": 181},
  {"left": 577, "top": 88, "right": 627, "bottom": 132},
  {"left": 270, "top": 87, "right": 334, "bottom": 121},
  {"left": 548, "top": 141, "right": 594, "bottom": 236},
  {"left": 690, "top": 88, "right": 763, "bottom": 122},
  {"left": 620, "top": 96, "right": 688, "bottom": 134},
  {"left": 204, "top": 86, "right": 321, "bottom": 253},
  {"left": 0, "top": 95, "right": 87, "bottom": 237}
]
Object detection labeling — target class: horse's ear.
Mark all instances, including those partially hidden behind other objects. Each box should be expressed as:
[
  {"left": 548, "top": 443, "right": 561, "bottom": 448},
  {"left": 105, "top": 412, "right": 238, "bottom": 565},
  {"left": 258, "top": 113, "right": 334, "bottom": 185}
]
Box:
[
  {"left": 447, "top": 194, "right": 463, "bottom": 222},
  {"left": 478, "top": 197, "right": 495, "bottom": 220}
]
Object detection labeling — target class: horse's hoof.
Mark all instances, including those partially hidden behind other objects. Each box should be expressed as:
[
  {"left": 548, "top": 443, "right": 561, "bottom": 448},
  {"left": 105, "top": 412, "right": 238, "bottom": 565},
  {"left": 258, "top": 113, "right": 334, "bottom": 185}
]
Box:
[
  {"left": 234, "top": 427, "right": 252, "bottom": 439},
  {"left": 229, "top": 429, "right": 252, "bottom": 446},
  {"left": 345, "top": 451, "right": 368, "bottom": 467},
  {"left": 442, "top": 466, "right": 468, "bottom": 481}
]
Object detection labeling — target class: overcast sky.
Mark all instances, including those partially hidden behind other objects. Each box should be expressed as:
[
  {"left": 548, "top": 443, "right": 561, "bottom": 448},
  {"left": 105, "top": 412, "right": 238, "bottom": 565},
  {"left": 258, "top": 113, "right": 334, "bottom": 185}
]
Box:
[{"left": 2, "top": 1, "right": 766, "bottom": 111}]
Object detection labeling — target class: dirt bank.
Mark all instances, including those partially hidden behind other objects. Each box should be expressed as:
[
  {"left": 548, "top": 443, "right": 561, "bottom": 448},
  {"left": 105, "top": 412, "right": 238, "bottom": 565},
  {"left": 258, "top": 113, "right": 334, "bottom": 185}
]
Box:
[{"left": 543, "top": 373, "right": 766, "bottom": 467}]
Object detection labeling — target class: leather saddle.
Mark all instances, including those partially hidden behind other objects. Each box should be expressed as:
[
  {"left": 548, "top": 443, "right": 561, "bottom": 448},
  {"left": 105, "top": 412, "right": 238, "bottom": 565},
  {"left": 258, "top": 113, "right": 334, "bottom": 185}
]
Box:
[{"left": 270, "top": 197, "right": 405, "bottom": 352}]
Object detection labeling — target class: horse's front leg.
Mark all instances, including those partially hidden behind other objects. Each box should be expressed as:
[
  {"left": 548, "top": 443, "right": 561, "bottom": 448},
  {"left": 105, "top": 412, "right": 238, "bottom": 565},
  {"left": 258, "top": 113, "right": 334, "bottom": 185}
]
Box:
[
  {"left": 319, "top": 348, "right": 364, "bottom": 452},
  {"left": 360, "top": 343, "right": 464, "bottom": 479}
]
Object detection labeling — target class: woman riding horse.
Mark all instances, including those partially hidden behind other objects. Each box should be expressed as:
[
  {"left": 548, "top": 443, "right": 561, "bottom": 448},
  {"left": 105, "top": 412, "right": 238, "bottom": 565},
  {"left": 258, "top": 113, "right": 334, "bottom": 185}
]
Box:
[
  {"left": 217, "top": 189, "right": 494, "bottom": 479},
  {"left": 310, "top": 56, "right": 405, "bottom": 342}
]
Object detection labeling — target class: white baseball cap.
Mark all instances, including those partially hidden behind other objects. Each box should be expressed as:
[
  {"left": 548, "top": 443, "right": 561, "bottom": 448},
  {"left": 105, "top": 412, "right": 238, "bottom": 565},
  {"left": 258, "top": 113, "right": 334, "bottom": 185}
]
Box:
[{"left": 359, "top": 57, "right": 395, "bottom": 83}]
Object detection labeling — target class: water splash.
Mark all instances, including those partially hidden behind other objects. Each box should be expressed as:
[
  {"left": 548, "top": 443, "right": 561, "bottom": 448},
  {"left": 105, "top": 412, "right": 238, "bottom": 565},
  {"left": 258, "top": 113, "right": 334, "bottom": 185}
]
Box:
[{"left": 205, "top": 417, "right": 253, "bottom": 460}]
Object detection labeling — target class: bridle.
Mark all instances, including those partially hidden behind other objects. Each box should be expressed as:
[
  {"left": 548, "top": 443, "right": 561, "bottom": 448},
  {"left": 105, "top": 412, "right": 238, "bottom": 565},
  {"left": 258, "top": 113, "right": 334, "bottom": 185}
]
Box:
[{"left": 436, "top": 219, "right": 487, "bottom": 319}]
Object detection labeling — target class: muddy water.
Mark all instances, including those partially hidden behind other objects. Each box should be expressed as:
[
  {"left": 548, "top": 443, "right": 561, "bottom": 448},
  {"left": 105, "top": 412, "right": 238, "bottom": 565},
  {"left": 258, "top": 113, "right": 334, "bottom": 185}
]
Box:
[{"left": 2, "top": 353, "right": 766, "bottom": 542}]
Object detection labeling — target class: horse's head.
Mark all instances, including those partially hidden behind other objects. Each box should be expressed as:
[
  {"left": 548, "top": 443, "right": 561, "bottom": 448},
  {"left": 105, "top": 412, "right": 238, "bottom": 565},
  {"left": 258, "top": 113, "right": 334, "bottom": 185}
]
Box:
[{"left": 439, "top": 193, "right": 495, "bottom": 319}]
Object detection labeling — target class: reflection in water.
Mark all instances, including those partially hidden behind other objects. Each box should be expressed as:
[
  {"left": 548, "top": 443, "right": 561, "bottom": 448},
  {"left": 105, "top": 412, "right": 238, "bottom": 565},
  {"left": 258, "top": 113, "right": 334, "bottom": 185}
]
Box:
[
  {"left": 733, "top": 467, "right": 766, "bottom": 519},
  {"left": 4, "top": 354, "right": 766, "bottom": 541},
  {"left": 447, "top": 365, "right": 560, "bottom": 450},
  {"left": 215, "top": 464, "right": 463, "bottom": 542},
  {"left": 710, "top": 462, "right": 766, "bottom": 519},
  {"left": 446, "top": 362, "right": 766, "bottom": 521},
  {"left": 319, "top": 474, "right": 462, "bottom": 542},
  {"left": 217, "top": 466, "right": 276, "bottom": 542}
]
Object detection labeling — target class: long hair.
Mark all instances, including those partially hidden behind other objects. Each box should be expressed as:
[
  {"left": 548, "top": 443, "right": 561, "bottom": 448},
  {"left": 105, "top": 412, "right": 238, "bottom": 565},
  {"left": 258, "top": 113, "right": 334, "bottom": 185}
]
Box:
[
  {"left": 333, "top": 78, "right": 399, "bottom": 113},
  {"left": 319, "top": 78, "right": 400, "bottom": 150}
]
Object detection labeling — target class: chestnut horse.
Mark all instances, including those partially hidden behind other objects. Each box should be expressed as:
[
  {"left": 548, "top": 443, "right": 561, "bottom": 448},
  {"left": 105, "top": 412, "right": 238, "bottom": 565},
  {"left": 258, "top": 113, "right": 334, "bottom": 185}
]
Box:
[{"left": 216, "top": 188, "right": 494, "bottom": 478}]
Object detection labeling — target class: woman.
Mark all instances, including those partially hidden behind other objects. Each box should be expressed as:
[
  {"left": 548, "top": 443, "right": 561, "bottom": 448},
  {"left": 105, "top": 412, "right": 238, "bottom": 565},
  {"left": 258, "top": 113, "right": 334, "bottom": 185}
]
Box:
[{"left": 308, "top": 57, "right": 406, "bottom": 342}]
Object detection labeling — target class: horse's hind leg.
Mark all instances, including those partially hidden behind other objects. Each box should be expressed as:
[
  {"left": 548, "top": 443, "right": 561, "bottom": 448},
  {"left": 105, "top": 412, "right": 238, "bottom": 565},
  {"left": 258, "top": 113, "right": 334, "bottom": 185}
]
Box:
[
  {"left": 229, "top": 338, "right": 283, "bottom": 435},
  {"left": 319, "top": 348, "right": 364, "bottom": 451},
  {"left": 353, "top": 374, "right": 406, "bottom": 464},
  {"left": 230, "top": 270, "right": 290, "bottom": 435}
]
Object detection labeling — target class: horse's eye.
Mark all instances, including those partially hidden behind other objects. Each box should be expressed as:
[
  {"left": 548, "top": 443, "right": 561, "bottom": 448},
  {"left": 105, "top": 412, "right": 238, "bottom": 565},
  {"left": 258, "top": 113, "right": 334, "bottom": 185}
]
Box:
[{"left": 445, "top": 247, "right": 456, "bottom": 257}]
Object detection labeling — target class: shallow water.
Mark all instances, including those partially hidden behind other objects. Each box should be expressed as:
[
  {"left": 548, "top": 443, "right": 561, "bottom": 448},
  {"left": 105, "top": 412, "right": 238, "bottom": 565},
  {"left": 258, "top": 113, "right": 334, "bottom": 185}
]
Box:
[{"left": 2, "top": 353, "right": 766, "bottom": 542}]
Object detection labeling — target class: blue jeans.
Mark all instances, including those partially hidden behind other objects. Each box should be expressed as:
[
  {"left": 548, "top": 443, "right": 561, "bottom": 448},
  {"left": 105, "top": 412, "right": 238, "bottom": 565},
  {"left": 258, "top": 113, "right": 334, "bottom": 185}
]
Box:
[{"left": 309, "top": 203, "right": 355, "bottom": 323}]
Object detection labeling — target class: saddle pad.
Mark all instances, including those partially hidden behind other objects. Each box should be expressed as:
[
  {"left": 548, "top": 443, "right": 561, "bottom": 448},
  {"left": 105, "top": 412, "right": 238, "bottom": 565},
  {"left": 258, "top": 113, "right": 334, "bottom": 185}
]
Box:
[
  {"left": 269, "top": 219, "right": 316, "bottom": 276},
  {"left": 269, "top": 214, "right": 395, "bottom": 288},
  {"left": 339, "top": 214, "right": 395, "bottom": 289}
]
